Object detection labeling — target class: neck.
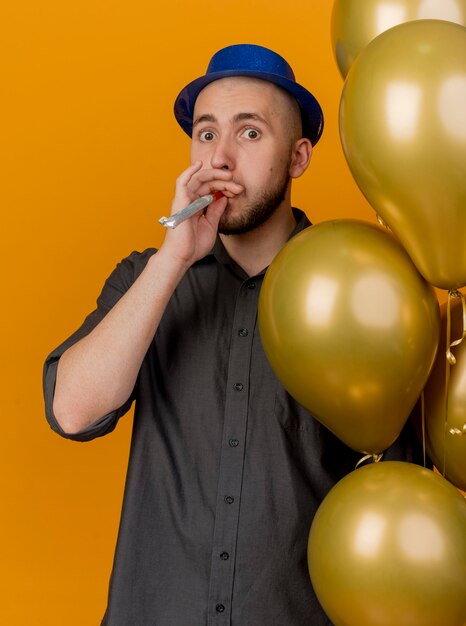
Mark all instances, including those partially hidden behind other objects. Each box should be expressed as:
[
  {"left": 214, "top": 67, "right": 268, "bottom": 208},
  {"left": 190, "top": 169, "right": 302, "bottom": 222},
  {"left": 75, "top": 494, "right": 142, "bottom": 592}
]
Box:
[{"left": 219, "top": 203, "right": 297, "bottom": 277}]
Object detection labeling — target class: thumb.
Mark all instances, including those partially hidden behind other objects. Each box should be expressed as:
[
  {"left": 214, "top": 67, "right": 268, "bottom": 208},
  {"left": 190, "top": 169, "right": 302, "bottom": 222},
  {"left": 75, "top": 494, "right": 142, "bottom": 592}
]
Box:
[{"left": 203, "top": 196, "right": 228, "bottom": 231}]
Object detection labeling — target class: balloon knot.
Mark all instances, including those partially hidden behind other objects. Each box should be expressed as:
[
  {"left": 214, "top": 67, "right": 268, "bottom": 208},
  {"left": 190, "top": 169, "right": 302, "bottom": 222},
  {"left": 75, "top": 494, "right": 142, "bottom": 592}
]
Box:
[{"left": 355, "top": 452, "right": 384, "bottom": 469}]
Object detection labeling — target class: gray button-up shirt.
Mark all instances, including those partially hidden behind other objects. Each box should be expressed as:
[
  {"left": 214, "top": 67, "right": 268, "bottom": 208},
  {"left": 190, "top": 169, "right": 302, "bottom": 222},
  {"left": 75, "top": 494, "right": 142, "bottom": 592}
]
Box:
[{"left": 43, "top": 210, "right": 424, "bottom": 626}]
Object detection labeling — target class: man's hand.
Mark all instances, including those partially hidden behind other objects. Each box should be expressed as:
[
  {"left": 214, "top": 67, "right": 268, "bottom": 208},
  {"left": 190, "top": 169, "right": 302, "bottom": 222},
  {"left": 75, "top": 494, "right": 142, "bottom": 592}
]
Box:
[{"left": 160, "top": 161, "right": 244, "bottom": 269}]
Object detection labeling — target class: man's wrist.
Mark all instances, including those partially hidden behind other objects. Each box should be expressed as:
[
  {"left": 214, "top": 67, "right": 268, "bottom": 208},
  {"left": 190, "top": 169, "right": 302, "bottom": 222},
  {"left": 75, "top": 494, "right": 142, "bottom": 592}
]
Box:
[{"left": 149, "top": 245, "right": 192, "bottom": 281}]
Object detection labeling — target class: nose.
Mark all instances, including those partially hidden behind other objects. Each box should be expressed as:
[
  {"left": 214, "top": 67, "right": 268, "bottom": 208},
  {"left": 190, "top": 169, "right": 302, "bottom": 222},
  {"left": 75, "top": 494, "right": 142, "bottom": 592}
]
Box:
[{"left": 209, "top": 136, "right": 235, "bottom": 171}]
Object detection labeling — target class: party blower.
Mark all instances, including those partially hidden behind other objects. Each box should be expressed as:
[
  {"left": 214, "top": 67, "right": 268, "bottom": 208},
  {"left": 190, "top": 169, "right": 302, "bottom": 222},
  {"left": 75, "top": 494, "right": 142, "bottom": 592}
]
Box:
[{"left": 159, "top": 192, "right": 223, "bottom": 229}]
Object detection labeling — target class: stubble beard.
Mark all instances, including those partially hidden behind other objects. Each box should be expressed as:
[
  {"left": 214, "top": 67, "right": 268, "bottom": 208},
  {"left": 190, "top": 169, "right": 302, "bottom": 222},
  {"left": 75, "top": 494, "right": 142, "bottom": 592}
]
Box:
[{"left": 218, "top": 169, "right": 291, "bottom": 236}]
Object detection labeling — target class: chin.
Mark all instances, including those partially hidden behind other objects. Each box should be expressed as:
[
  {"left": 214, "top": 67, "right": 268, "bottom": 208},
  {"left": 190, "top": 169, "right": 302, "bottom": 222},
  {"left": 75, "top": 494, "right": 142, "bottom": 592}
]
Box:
[{"left": 219, "top": 200, "right": 245, "bottom": 224}]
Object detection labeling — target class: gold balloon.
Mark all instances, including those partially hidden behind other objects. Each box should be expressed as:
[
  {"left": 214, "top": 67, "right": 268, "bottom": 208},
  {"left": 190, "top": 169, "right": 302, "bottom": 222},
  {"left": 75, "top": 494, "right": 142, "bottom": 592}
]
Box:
[
  {"left": 332, "top": 0, "right": 466, "bottom": 78},
  {"left": 423, "top": 296, "right": 466, "bottom": 490},
  {"left": 340, "top": 20, "right": 466, "bottom": 290},
  {"left": 258, "top": 220, "right": 440, "bottom": 454},
  {"left": 308, "top": 461, "right": 466, "bottom": 626}
]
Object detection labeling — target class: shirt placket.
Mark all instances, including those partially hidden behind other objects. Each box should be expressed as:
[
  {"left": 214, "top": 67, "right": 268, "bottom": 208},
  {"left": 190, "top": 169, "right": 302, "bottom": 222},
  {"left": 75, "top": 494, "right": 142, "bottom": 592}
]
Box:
[{"left": 207, "top": 277, "right": 260, "bottom": 625}]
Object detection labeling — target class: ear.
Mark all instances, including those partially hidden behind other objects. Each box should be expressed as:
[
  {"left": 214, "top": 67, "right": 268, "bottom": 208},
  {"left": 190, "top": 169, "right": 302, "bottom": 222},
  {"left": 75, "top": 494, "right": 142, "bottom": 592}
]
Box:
[{"left": 289, "top": 138, "right": 312, "bottom": 179}]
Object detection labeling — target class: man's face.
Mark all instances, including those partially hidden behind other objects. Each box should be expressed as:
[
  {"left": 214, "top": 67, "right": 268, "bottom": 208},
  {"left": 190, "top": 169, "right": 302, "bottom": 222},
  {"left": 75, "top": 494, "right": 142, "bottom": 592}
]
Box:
[{"left": 190, "top": 77, "right": 300, "bottom": 235}]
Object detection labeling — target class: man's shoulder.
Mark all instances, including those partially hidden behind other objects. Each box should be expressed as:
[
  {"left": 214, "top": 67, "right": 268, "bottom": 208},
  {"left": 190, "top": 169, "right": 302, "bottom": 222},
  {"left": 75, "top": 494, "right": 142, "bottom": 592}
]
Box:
[
  {"left": 101, "top": 248, "right": 158, "bottom": 295},
  {"left": 291, "top": 207, "right": 312, "bottom": 236},
  {"left": 117, "top": 247, "right": 158, "bottom": 275},
  {"left": 122, "top": 247, "right": 158, "bottom": 265}
]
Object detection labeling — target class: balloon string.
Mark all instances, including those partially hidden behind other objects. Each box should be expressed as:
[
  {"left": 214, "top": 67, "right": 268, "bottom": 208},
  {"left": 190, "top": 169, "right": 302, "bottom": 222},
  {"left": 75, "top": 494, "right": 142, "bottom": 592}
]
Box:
[
  {"left": 421, "top": 390, "right": 426, "bottom": 468},
  {"left": 355, "top": 452, "right": 383, "bottom": 469},
  {"left": 442, "top": 292, "right": 454, "bottom": 476},
  {"left": 376, "top": 215, "right": 389, "bottom": 229},
  {"left": 446, "top": 290, "right": 466, "bottom": 365},
  {"left": 448, "top": 424, "right": 466, "bottom": 436},
  {"left": 443, "top": 291, "right": 466, "bottom": 448}
]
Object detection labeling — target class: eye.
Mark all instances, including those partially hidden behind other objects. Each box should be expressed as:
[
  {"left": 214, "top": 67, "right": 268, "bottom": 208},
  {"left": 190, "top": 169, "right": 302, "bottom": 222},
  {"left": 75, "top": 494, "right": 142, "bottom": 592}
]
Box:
[
  {"left": 199, "top": 130, "right": 215, "bottom": 142},
  {"left": 241, "top": 128, "right": 261, "bottom": 140}
]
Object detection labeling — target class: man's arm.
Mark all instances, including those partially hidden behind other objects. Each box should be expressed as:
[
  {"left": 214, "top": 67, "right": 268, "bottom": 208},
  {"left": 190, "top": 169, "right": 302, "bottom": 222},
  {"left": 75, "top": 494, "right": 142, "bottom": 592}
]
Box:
[{"left": 52, "top": 162, "right": 243, "bottom": 434}]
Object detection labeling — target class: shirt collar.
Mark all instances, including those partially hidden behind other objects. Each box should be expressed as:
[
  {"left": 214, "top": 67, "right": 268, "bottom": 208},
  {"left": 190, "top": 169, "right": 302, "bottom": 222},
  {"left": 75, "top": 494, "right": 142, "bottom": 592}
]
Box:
[{"left": 209, "top": 208, "right": 311, "bottom": 276}]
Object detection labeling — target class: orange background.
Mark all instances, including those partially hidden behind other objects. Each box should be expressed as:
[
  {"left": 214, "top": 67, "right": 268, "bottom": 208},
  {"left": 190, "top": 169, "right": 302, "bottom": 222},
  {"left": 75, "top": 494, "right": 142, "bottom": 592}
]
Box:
[{"left": 0, "top": 1, "right": 460, "bottom": 624}]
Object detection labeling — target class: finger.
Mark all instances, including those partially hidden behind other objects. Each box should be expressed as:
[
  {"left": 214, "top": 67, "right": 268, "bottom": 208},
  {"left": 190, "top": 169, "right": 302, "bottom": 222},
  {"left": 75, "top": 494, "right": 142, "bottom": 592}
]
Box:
[
  {"left": 193, "top": 168, "right": 234, "bottom": 184},
  {"left": 193, "top": 180, "right": 244, "bottom": 198},
  {"left": 216, "top": 186, "right": 242, "bottom": 199},
  {"left": 175, "top": 161, "right": 203, "bottom": 190}
]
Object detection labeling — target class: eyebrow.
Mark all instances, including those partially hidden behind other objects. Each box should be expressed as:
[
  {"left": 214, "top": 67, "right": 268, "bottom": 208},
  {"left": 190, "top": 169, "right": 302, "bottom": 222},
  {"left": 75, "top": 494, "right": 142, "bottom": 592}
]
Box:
[
  {"left": 193, "top": 113, "right": 217, "bottom": 128},
  {"left": 233, "top": 112, "right": 269, "bottom": 126},
  {"left": 192, "top": 112, "right": 270, "bottom": 128}
]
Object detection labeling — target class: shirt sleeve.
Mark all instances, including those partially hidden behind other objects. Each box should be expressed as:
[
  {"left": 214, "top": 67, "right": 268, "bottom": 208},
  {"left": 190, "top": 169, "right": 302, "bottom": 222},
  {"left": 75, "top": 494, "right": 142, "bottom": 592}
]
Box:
[{"left": 43, "top": 248, "right": 157, "bottom": 442}]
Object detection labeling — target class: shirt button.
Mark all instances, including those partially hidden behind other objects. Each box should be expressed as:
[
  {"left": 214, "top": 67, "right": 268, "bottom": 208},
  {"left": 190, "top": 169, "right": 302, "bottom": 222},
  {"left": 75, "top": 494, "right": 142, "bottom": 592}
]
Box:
[
  {"left": 248, "top": 282, "right": 256, "bottom": 289},
  {"left": 238, "top": 328, "right": 248, "bottom": 337},
  {"left": 220, "top": 552, "right": 230, "bottom": 560},
  {"left": 234, "top": 382, "right": 244, "bottom": 391},
  {"left": 229, "top": 438, "right": 239, "bottom": 447},
  {"left": 216, "top": 604, "right": 225, "bottom": 613},
  {"left": 224, "top": 495, "right": 234, "bottom": 504}
]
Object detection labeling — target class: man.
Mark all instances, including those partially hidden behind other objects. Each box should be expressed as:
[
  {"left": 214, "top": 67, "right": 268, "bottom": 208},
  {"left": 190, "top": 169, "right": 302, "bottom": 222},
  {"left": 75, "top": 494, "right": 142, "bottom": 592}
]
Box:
[{"left": 44, "top": 44, "right": 423, "bottom": 625}]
